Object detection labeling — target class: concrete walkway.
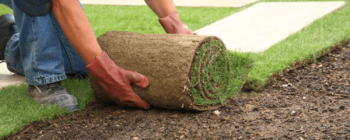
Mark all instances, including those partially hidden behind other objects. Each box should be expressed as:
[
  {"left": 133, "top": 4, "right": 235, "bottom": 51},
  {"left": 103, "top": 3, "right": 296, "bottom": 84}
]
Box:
[
  {"left": 196, "top": 2, "right": 346, "bottom": 53},
  {"left": 0, "top": 63, "right": 24, "bottom": 88},
  {"left": 80, "top": 0, "right": 259, "bottom": 7}
]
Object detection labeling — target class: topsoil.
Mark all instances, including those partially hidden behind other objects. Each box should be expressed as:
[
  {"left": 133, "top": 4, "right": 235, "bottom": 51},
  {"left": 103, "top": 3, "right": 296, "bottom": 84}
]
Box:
[{"left": 5, "top": 42, "right": 350, "bottom": 139}]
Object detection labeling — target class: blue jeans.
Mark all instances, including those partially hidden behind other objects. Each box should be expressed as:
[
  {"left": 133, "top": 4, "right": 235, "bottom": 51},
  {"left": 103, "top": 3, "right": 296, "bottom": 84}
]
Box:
[{"left": 0, "top": 0, "right": 88, "bottom": 85}]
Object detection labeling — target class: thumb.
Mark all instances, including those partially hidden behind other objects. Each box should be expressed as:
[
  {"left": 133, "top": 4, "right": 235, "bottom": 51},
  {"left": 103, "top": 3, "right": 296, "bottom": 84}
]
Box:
[{"left": 127, "top": 71, "right": 149, "bottom": 88}]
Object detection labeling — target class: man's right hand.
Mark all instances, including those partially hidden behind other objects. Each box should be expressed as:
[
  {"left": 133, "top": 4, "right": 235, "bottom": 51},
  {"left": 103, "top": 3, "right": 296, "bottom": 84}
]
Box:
[
  {"left": 86, "top": 51, "right": 150, "bottom": 109},
  {"left": 159, "top": 11, "right": 195, "bottom": 35}
]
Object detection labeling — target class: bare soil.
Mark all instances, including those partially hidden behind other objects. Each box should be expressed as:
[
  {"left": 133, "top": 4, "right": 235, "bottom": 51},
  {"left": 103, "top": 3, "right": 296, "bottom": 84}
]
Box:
[{"left": 5, "top": 43, "right": 350, "bottom": 140}]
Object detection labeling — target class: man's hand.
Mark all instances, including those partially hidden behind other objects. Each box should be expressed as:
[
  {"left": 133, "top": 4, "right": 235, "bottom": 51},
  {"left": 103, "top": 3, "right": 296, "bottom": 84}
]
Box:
[
  {"left": 159, "top": 11, "right": 195, "bottom": 34},
  {"left": 86, "top": 51, "right": 150, "bottom": 109},
  {"left": 145, "top": 0, "right": 195, "bottom": 35}
]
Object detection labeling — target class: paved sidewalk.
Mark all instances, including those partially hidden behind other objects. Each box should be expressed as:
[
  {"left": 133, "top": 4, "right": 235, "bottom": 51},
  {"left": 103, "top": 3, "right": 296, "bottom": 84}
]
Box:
[
  {"left": 80, "top": 0, "right": 259, "bottom": 7},
  {"left": 0, "top": 63, "right": 25, "bottom": 88},
  {"left": 196, "top": 2, "right": 346, "bottom": 53}
]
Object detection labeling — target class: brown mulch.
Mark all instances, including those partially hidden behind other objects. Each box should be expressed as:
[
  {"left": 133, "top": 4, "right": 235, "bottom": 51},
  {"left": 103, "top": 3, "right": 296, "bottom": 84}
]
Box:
[{"left": 5, "top": 43, "right": 350, "bottom": 140}]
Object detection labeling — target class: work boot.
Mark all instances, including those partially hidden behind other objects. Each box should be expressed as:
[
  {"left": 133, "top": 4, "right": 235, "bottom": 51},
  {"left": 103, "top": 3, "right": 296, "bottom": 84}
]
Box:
[
  {"left": 27, "top": 82, "right": 79, "bottom": 111},
  {"left": 0, "top": 14, "right": 19, "bottom": 61}
]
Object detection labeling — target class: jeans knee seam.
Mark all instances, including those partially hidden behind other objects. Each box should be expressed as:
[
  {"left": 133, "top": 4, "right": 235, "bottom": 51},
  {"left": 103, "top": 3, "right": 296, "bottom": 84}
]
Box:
[{"left": 29, "top": 15, "right": 40, "bottom": 77}]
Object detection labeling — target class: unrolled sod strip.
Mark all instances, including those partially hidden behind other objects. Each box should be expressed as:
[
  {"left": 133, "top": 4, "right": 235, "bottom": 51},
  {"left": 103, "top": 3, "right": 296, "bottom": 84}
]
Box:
[{"left": 89, "top": 31, "right": 232, "bottom": 111}]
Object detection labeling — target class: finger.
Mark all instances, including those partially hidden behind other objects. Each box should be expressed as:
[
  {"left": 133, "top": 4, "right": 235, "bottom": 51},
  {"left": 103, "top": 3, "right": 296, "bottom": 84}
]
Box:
[
  {"left": 127, "top": 71, "right": 149, "bottom": 88},
  {"left": 122, "top": 93, "right": 150, "bottom": 109},
  {"left": 122, "top": 100, "right": 150, "bottom": 110}
]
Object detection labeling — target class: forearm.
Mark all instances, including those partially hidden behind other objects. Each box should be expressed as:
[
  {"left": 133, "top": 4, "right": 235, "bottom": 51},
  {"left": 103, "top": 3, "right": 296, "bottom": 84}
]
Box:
[
  {"left": 144, "top": 0, "right": 176, "bottom": 18},
  {"left": 52, "top": 0, "right": 102, "bottom": 64}
]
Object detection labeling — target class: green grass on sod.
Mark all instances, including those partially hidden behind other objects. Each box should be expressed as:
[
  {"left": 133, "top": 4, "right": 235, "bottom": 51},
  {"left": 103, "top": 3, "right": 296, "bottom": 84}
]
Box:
[
  {"left": 190, "top": 40, "right": 252, "bottom": 105},
  {"left": 1, "top": 0, "right": 350, "bottom": 138}
]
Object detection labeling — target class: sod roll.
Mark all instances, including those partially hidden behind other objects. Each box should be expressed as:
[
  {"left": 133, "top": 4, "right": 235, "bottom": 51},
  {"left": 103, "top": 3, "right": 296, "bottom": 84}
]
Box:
[{"left": 89, "top": 31, "right": 232, "bottom": 111}]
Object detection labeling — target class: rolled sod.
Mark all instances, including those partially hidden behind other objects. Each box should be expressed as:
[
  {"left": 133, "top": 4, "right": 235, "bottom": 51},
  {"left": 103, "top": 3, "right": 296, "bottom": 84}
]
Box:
[{"left": 89, "top": 31, "right": 233, "bottom": 111}]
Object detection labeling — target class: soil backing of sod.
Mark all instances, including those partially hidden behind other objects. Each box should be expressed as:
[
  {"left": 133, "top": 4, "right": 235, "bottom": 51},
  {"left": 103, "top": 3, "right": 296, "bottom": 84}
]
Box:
[{"left": 89, "top": 31, "right": 250, "bottom": 111}]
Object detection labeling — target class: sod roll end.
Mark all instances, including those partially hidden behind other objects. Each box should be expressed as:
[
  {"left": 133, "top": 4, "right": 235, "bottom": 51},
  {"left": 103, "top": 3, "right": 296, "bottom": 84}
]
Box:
[{"left": 89, "top": 31, "right": 233, "bottom": 111}]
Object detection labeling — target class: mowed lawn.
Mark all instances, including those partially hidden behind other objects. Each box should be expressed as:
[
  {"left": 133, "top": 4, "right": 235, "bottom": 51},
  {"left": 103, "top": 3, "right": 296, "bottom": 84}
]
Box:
[{"left": 1, "top": 0, "right": 350, "bottom": 138}]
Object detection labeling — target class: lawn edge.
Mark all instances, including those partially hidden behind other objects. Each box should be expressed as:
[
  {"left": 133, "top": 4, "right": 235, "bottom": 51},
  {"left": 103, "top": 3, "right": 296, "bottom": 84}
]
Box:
[
  {"left": 3, "top": 99, "right": 100, "bottom": 140},
  {"left": 243, "top": 39, "right": 350, "bottom": 91}
]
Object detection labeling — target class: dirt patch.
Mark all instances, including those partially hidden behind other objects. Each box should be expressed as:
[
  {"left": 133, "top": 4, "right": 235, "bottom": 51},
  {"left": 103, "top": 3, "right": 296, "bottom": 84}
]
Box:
[
  {"left": 5, "top": 43, "right": 350, "bottom": 139},
  {"left": 90, "top": 31, "right": 233, "bottom": 111}
]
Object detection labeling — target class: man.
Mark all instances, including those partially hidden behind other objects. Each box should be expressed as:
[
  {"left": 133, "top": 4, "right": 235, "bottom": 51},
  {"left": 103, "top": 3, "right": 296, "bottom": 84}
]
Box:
[{"left": 0, "top": 0, "right": 194, "bottom": 111}]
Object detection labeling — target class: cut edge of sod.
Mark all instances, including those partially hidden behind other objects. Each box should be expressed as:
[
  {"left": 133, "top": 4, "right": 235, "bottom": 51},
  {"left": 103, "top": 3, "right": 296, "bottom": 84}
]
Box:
[
  {"left": 190, "top": 40, "right": 253, "bottom": 105},
  {"left": 246, "top": 39, "right": 350, "bottom": 90}
]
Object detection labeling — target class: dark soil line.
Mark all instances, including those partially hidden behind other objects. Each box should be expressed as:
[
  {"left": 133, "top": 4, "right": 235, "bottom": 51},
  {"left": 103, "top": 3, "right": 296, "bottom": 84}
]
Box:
[
  {"left": 243, "top": 40, "right": 350, "bottom": 91},
  {"left": 4, "top": 41, "right": 350, "bottom": 140}
]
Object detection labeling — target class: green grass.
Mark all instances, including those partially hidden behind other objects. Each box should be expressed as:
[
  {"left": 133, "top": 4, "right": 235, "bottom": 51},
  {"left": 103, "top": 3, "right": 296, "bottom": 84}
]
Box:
[
  {"left": 84, "top": 5, "right": 244, "bottom": 36},
  {"left": 1, "top": 0, "right": 350, "bottom": 138},
  {"left": 0, "top": 4, "right": 12, "bottom": 14},
  {"left": 0, "top": 79, "right": 94, "bottom": 138},
  {"left": 190, "top": 40, "right": 251, "bottom": 105}
]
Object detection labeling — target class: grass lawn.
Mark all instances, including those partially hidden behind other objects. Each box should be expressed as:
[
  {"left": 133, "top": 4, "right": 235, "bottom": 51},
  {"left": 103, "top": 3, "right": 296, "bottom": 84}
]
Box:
[{"left": 1, "top": 0, "right": 350, "bottom": 138}]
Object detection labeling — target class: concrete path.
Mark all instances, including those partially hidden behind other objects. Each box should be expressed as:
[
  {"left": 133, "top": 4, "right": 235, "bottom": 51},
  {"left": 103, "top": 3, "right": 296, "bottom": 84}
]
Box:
[
  {"left": 80, "top": 0, "right": 259, "bottom": 7},
  {"left": 0, "top": 63, "right": 25, "bottom": 88},
  {"left": 195, "top": 2, "right": 346, "bottom": 53}
]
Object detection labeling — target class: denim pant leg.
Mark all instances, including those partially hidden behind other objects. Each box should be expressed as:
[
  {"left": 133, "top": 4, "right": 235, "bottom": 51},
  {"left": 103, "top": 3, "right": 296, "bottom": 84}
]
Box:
[
  {"left": 1, "top": 0, "right": 88, "bottom": 85},
  {"left": 0, "top": 0, "right": 11, "bottom": 8},
  {"left": 50, "top": 3, "right": 88, "bottom": 77}
]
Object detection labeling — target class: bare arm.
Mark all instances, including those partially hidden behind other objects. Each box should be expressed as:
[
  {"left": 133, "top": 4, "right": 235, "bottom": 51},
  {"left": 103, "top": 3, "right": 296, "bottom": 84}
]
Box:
[
  {"left": 144, "top": 0, "right": 176, "bottom": 18},
  {"left": 52, "top": 0, "right": 150, "bottom": 109},
  {"left": 145, "top": 0, "right": 194, "bottom": 34},
  {"left": 52, "top": 0, "right": 102, "bottom": 64}
]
